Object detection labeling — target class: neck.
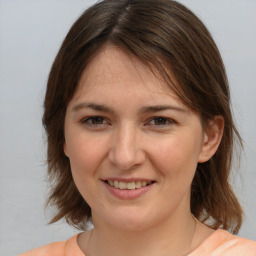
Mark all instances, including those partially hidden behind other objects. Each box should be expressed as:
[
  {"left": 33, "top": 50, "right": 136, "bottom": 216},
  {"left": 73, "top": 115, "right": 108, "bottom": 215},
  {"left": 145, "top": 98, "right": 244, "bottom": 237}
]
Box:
[{"left": 83, "top": 212, "right": 197, "bottom": 256}]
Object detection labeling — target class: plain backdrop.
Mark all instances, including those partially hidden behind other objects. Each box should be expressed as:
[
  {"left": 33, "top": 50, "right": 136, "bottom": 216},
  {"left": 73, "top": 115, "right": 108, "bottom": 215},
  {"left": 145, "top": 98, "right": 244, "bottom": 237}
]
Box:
[{"left": 0, "top": 0, "right": 255, "bottom": 255}]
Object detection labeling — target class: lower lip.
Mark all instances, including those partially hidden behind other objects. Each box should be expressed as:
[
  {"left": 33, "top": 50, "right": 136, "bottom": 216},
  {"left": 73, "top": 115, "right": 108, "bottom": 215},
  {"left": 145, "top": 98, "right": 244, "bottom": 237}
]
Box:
[{"left": 103, "top": 182, "right": 154, "bottom": 200}]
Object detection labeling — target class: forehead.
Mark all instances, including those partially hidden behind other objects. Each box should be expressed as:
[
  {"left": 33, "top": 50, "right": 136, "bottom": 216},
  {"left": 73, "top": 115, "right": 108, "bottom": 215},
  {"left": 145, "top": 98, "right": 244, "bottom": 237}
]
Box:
[{"left": 73, "top": 45, "right": 181, "bottom": 103}]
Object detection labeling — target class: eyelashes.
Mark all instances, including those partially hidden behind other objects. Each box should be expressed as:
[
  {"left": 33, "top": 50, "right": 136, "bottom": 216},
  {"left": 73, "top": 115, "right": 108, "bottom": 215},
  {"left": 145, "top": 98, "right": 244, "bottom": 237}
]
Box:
[
  {"left": 147, "top": 117, "right": 175, "bottom": 126},
  {"left": 80, "top": 116, "right": 176, "bottom": 129},
  {"left": 81, "top": 116, "right": 109, "bottom": 126}
]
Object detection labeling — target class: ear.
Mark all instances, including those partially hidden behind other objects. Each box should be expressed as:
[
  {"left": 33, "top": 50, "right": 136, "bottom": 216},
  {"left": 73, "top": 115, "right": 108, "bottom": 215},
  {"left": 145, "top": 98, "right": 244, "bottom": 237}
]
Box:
[
  {"left": 63, "top": 141, "right": 69, "bottom": 157},
  {"left": 198, "top": 115, "right": 224, "bottom": 163}
]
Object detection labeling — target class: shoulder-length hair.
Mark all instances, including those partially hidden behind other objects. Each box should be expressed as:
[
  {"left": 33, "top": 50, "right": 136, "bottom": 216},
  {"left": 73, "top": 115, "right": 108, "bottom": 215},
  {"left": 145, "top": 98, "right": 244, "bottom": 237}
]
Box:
[{"left": 43, "top": 0, "right": 243, "bottom": 233}]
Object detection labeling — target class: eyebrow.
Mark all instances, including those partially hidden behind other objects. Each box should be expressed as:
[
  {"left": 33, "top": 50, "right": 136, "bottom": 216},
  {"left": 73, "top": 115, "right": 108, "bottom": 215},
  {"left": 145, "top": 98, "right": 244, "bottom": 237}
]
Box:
[
  {"left": 72, "top": 103, "right": 115, "bottom": 113},
  {"left": 71, "top": 102, "right": 186, "bottom": 114},
  {"left": 139, "top": 105, "right": 187, "bottom": 114}
]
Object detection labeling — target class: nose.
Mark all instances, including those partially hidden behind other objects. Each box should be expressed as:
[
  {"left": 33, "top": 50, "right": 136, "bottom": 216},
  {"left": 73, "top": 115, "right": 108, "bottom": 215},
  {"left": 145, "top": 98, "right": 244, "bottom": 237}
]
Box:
[{"left": 108, "top": 124, "right": 145, "bottom": 170}]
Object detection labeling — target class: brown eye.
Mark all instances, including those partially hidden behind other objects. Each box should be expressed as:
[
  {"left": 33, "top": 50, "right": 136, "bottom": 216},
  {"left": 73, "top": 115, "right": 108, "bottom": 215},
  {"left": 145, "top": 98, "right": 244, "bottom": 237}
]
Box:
[
  {"left": 153, "top": 117, "right": 168, "bottom": 125},
  {"left": 82, "top": 116, "right": 107, "bottom": 126},
  {"left": 91, "top": 117, "right": 104, "bottom": 124},
  {"left": 147, "top": 117, "right": 175, "bottom": 127}
]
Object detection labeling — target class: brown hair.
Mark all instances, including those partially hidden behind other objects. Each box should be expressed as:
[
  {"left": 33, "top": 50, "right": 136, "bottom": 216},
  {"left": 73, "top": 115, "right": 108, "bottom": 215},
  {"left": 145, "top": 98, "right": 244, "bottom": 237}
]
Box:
[{"left": 43, "top": 0, "right": 243, "bottom": 233}]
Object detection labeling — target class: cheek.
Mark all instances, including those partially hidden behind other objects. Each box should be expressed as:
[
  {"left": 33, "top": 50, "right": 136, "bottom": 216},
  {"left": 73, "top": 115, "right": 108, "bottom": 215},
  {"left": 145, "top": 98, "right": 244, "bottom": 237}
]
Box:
[
  {"left": 65, "top": 134, "right": 110, "bottom": 204},
  {"left": 66, "top": 134, "right": 108, "bottom": 178},
  {"left": 149, "top": 135, "right": 200, "bottom": 180}
]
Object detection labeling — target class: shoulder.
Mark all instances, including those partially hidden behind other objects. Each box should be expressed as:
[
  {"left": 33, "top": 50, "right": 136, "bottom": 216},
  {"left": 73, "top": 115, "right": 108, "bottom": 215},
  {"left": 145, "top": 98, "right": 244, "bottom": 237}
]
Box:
[
  {"left": 17, "top": 240, "right": 67, "bottom": 256},
  {"left": 192, "top": 229, "right": 256, "bottom": 256},
  {"left": 219, "top": 233, "right": 256, "bottom": 255},
  {"left": 18, "top": 234, "right": 85, "bottom": 256}
]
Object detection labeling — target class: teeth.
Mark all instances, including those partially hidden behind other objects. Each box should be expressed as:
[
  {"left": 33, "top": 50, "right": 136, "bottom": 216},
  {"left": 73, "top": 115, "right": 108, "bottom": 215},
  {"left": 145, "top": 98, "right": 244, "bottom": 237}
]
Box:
[
  {"left": 141, "top": 181, "right": 147, "bottom": 186},
  {"left": 114, "top": 180, "right": 119, "bottom": 188},
  {"left": 127, "top": 181, "right": 135, "bottom": 190},
  {"left": 119, "top": 182, "right": 126, "bottom": 189},
  {"left": 107, "top": 180, "right": 152, "bottom": 190},
  {"left": 135, "top": 181, "right": 141, "bottom": 188}
]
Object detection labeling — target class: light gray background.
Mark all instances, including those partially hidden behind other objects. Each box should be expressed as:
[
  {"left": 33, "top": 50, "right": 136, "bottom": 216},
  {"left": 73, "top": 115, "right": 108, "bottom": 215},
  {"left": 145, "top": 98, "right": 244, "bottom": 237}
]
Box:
[{"left": 0, "top": 0, "right": 255, "bottom": 255}]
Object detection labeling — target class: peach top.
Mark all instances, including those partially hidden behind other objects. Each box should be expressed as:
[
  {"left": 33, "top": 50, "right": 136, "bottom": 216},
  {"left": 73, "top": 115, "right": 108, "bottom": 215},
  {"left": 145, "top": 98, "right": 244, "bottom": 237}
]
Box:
[{"left": 19, "top": 230, "right": 256, "bottom": 256}]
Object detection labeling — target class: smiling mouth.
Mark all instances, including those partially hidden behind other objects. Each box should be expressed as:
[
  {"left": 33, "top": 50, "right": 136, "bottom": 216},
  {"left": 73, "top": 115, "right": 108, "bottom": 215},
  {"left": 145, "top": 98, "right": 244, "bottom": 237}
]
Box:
[{"left": 105, "top": 180, "right": 154, "bottom": 190}]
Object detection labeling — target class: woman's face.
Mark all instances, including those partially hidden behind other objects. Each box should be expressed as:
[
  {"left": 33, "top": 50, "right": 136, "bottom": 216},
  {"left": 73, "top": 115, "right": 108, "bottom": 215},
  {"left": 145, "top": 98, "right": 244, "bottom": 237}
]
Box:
[{"left": 64, "top": 45, "right": 208, "bottom": 230}]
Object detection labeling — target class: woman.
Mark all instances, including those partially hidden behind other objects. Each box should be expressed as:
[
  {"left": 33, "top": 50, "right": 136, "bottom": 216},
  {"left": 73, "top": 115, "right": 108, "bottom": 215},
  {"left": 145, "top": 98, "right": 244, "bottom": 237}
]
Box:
[{"left": 20, "top": 0, "right": 256, "bottom": 255}]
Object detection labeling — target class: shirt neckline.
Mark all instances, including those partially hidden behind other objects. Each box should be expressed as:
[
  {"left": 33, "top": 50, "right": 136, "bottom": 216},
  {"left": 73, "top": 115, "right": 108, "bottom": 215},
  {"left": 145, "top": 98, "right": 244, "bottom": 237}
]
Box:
[{"left": 70, "top": 229, "right": 229, "bottom": 256}]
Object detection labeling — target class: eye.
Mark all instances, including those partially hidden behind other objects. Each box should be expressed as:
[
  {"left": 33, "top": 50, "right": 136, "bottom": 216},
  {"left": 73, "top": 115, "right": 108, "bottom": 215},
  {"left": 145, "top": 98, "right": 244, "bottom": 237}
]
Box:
[
  {"left": 81, "top": 116, "right": 108, "bottom": 126},
  {"left": 147, "top": 117, "right": 175, "bottom": 127}
]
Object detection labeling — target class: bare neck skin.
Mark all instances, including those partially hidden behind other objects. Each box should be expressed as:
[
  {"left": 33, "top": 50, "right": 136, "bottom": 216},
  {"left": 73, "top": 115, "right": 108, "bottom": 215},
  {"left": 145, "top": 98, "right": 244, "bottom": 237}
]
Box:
[{"left": 78, "top": 205, "right": 214, "bottom": 256}]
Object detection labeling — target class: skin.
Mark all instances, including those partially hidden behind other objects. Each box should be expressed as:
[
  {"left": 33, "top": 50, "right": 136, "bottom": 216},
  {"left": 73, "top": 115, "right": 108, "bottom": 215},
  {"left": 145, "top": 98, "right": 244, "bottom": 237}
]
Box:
[{"left": 64, "top": 45, "right": 223, "bottom": 256}]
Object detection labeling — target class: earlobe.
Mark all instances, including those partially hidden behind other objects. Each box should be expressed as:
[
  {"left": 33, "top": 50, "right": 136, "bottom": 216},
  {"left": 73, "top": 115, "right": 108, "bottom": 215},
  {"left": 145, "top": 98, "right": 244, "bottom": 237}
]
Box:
[
  {"left": 198, "top": 116, "right": 224, "bottom": 163},
  {"left": 64, "top": 142, "right": 69, "bottom": 157}
]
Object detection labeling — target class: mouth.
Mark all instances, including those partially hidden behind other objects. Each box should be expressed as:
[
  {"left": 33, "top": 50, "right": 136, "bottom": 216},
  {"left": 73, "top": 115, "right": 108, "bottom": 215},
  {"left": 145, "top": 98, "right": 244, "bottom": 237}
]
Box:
[{"left": 104, "top": 180, "right": 155, "bottom": 190}]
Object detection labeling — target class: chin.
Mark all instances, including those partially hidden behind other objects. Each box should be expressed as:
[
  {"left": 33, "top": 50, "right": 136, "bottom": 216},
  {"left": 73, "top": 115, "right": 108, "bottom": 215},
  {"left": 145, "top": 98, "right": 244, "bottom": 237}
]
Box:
[
  {"left": 109, "top": 218, "right": 152, "bottom": 231},
  {"left": 99, "top": 207, "right": 162, "bottom": 231}
]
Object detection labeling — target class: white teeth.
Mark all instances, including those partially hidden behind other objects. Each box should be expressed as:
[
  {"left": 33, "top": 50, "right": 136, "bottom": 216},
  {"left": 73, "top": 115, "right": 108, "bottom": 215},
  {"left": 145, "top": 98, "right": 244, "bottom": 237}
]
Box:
[
  {"left": 141, "top": 181, "right": 147, "bottom": 186},
  {"left": 127, "top": 181, "right": 135, "bottom": 190},
  {"left": 114, "top": 180, "right": 119, "bottom": 188},
  {"left": 107, "top": 180, "right": 153, "bottom": 190},
  {"left": 135, "top": 181, "right": 141, "bottom": 188},
  {"left": 119, "top": 182, "right": 126, "bottom": 189}
]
